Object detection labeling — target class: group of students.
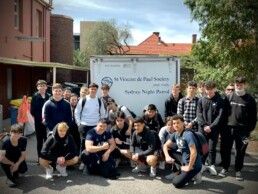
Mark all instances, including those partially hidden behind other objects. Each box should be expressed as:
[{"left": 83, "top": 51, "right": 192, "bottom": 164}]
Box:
[{"left": 0, "top": 76, "right": 257, "bottom": 189}]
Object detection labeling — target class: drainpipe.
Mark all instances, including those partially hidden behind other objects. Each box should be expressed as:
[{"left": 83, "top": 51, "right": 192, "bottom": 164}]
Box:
[{"left": 30, "top": 0, "right": 33, "bottom": 61}]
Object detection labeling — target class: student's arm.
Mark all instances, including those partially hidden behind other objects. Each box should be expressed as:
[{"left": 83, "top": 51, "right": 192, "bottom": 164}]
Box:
[
  {"left": 11, "top": 151, "right": 26, "bottom": 173},
  {"left": 163, "top": 139, "right": 175, "bottom": 164},
  {"left": 102, "top": 137, "right": 116, "bottom": 162},
  {"left": 181, "top": 144, "right": 197, "bottom": 172},
  {"left": 210, "top": 98, "right": 225, "bottom": 130},
  {"left": 85, "top": 140, "right": 109, "bottom": 153},
  {"left": 0, "top": 150, "right": 15, "bottom": 165}
]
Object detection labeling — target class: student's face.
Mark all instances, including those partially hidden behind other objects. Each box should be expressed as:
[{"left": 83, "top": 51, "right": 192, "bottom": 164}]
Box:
[
  {"left": 70, "top": 96, "right": 78, "bottom": 107},
  {"left": 205, "top": 88, "right": 216, "bottom": 98},
  {"left": 11, "top": 131, "right": 22, "bottom": 140},
  {"left": 171, "top": 87, "right": 180, "bottom": 97},
  {"left": 57, "top": 128, "right": 67, "bottom": 138},
  {"left": 235, "top": 83, "right": 245, "bottom": 90},
  {"left": 37, "top": 84, "right": 47, "bottom": 93},
  {"left": 173, "top": 119, "right": 184, "bottom": 131},
  {"left": 147, "top": 109, "right": 156, "bottom": 118},
  {"left": 89, "top": 87, "right": 98, "bottom": 97},
  {"left": 108, "top": 102, "right": 116, "bottom": 110},
  {"left": 166, "top": 120, "right": 175, "bottom": 133},
  {"left": 80, "top": 89, "right": 88, "bottom": 98},
  {"left": 63, "top": 90, "right": 71, "bottom": 99},
  {"left": 52, "top": 88, "right": 63, "bottom": 100},
  {"left": 225, "top": 86, "right": 235, "bottom": 95},
  {"left": 187, "top": 86, "right": 197, "bottom": 96},
  {"left": 116, "top": 117, "right": 125, "bottom": 128},
  {"left": 96, "top": 122, "right": 107, "bottom": 134},
  {"left": 134, "top": 122, "right": 144, "bottom": 133},
  {"left": 101, "top": 88, "right": 109, "bottom": 97}
]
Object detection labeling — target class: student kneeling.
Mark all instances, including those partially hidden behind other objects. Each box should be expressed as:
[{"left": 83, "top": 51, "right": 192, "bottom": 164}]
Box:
[
  {"left": 163, "top": 114, "right": 202, "bottom": 188},
  {"left": 40, "top": 122, "right": 78, "bottom": 179},
  {"left": 81, "top": 119, "right": 119, "bottom": 180}
]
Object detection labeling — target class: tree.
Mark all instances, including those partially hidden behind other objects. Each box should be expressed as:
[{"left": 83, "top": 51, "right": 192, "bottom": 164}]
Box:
[
  {"left": 73, "top": 49, "right": 88, "bottom": 67},
  {"left": 83, "top": 20, "right": 132, "bottom": 56},
  {"left": 184, "top": 0, "right": 258, "bottom": 94}
]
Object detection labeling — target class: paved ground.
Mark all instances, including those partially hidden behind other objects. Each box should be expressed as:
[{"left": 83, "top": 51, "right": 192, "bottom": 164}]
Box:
[{"left": 1, "top": 133, "right": 258, "bottom": 194}]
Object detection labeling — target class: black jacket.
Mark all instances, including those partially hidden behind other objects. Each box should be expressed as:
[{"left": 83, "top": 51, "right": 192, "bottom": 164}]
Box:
[
  {"left": 41, "top": 124, "right": 78, "bottom": 161},
  {"left": 197, "top": 92, "right": 224, "bottom": 133},
  {"left": 164, "top": 92, "right": 184, "bottom": 119}
]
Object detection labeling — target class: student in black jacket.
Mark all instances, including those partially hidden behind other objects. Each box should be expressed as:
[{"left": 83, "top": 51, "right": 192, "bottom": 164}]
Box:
[
  {"left": 197, "top": 80, "right": 224, "bottom": 176},
  {"left": 30, "top": 80, "right": 50, "bottom": 163},
  {"left": 219, "top": 77, "right": 257, "bottom": 181},
  {"left": 40, "top": 122, "right": 78, "bottom": 179},
  {"left": 130, "top": 117, "right": 161, "bottom": 178}
]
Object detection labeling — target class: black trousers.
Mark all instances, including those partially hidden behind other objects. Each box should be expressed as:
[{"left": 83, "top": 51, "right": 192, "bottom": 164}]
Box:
[
  {"left": 220, "top": 127, "right": 249, "bottom": 171},
  {"left": 35, "top": 121, "right": 47, "bottom": 159},
  {"left": 1, "top": 161, "right": 28, "bottom": 181}
]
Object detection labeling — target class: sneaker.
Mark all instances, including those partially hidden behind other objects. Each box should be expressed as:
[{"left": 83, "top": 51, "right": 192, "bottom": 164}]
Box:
[
  {"left": 46, "top": 166, "right": 54, "bottom": 179},
  {"left": 158, "top": 161, "right": 166, "bottom": 170},
  {"left": 201, "top": 164, "right": 207, "bottom": 173},
  {"left": 6, "top": 178, "right": 16, "bottom": 187},
  {"left": 132, "top": 164, "right": 148, "bottom": 173},
  {"left": 56, "top": 165, "right": 68, "bottom": 177},
  {"left": 149, "top": 167, "right": 157, "bottom": 177},
  {"left": 218, "top": 169, "right": 228, "bottom": 177},
  {"left": 130, "top": 160, "right": 136, "bottom": 168},
  {"left": 79, "top": 162, "right": 85, "bottom": 171},
  {"left": 165, "top": 172, "right": 177, "bottom": 180},
  {"left": 235, "top": 171, "right": 244, "bottom": 181},
  {"left": 83, "top": 166, "right": 89, "bottom": 175},
  {"left": 208, "top": 165, "right": 217, "bottom": 176},
  {"left": 194, "top": 172, "right": 202, "bottom": 184}
]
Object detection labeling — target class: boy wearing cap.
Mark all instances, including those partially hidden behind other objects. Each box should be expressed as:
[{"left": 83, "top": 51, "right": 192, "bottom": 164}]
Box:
[
  {"left": 30, "top": 80, "right": 51, "bottom": 164},
  {"left": 0, "top": 124, "right": 28, "bottom": 187}
]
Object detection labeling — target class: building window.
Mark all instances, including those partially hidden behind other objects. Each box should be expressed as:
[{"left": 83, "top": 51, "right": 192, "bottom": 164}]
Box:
[
  {"left": 36, "top": 10, "right": 42, "bottom": 37},
  {"left": 14, "top": 0, "right": 23, "bottom": 31}
]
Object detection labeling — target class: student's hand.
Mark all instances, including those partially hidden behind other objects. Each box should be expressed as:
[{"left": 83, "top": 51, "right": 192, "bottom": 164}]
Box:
[
  {"left": 181, "top": 165, "right": 191, "bottom": 172},
  {"left": 10, "top": 163, "right": 19, "bottom": 173},
  {"left": 102, "top": 151, "right": 110, "bottom": 162},
  {"left": 204, "top": 126, "right": 211, "bottom": 133},
  {"left": 57, "top": 157, "right": 65, "bottom": 165},
  {"left": 102, "top": 142, "right": 109, "bottom": 150},
  {"left": 132, "top": 153, "right": 139, "bottom": 161},
  {"left": 165, "top": 156, "right": 174, "bottom": 164},
  {"left": 185, "top": 122, "right": 193, "bottom": 129},
  {"left": 115, "top": 138, "right": 123, "bottom": 145},
  {"left": 125, "top": 129, "right": 131, "bottom": 136}
]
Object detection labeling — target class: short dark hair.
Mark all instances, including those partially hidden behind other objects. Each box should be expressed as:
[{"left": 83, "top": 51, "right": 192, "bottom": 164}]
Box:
[
  {"left": 187, "top": 81, "right": 197, "bottom": 88},
  {"left": 204, "top": 80, "right": 216, "bottom": 89},
  {"left": 165, "top": 116, "right": 173, "bottom": 124},
  {"left": 114, "top": 111, "right": 126, "bottom": 120},
  {"left": 89, "top": 83, "right": 99, "bottom": 89},
  {"left": 133, "top": 116, "right": 145, "bottom": 124},
  {"left": 147, "top": 104, "right": 157, "bottom": 111},
  {"left": 36, "top": 80, "right": 47, "bottom": 86},
  {"left": 64, "top": 87, "right": 72, "bottom": 91},
  {"left": 101, "top": 84, "right": 110, "bottom": 90},
  {"left": 234, "top": 76, "right": 246, "bottom": 84},
  {"left": 172, "top": 114, "right": 184, "bottom": 122},
  {"left": 98, "top": 118, "right": 108, "bottom": 124},
  {"left": 10, "top": 123, "right": 24, "bottom": 134}
]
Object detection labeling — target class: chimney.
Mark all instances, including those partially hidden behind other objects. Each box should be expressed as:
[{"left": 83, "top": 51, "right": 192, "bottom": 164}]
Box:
[
  {"left": 153, "top": 32, "right": 160, "bottom": 36},
  {"left": 192, "top": 34, "right": 197, "bottom": 43}
]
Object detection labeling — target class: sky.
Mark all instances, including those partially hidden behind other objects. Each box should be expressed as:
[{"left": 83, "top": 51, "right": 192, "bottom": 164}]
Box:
[{"left": 51, "top": 0, "right": 200, "bottom": 45}]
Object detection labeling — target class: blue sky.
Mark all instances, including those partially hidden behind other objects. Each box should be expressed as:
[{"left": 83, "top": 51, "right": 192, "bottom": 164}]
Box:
[{"left": 52, "top": 0, "right": 200, "bottom": 45}]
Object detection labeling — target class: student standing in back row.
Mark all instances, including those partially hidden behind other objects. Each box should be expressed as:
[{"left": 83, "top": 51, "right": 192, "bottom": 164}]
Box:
[
  {"left": 219, "top": 77, "right": 257, "bottom": 181},
  {"left": 74, "top": 83, "right": 105, "bottom": 171},
  {"left": 30, "top": 80, "right": 50, "bottom": 164}
]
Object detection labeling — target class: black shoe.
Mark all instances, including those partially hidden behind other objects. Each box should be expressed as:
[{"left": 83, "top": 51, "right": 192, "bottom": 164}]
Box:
[{"left": 235, "top": 171, "right": 244, "bottom": 181}]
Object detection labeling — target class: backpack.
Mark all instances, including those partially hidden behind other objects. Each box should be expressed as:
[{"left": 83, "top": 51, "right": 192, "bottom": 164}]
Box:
[
  {"left": 47, "top": 131, "right": 69, "bottom": 151},
  {"left": 118, "top": 105, "right": 137, "bottom": 118},
  {"left": 151, "top": 130, "right": 161, "bottom": 150},
  {"left": 182, "top": 130, "right": 209, "bottom": 157},
  {"left": 80, "top": 97, "right": 102, "bottom": 119}
]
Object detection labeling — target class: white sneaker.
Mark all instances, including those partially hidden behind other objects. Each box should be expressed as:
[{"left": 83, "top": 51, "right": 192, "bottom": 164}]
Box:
[
  {"left": 56, "top": 165, "right": 68, "bottom": 177},
  {"left": 6, "top": 178, "right": 16, "bottom": 187},
  {"left": 201, "top": 164, "right": 207, "bottom": 173},
  {"left": 132, "top": 164, "right": 148, "bottom": 173},
  {"left": 149, "top": 167, "right": 157, "bottom": 177},
  {"left": 79, "top": 162, "right": 85, "bottom": 171},
  {"left": 158, "top": 161, "right": 165, "bottom": 170},
  {"left": 194, "top": 172, "right": 202, "bottom": 184},
  {"left": 46, "top": 166, "right": 54, "bottom": 179},
  {"left": 115, "top": 158, "right": 121, "bottom": 168},
  {"left": 208, "top": 165, "right": 217, "bottom": 176}
]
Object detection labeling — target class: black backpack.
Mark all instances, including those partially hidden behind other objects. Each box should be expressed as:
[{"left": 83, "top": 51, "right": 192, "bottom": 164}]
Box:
[{"left": 118, "top": 105, "right": 137, "bottom": 118}]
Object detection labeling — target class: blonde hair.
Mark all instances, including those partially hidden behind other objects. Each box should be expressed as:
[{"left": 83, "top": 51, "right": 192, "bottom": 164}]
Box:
[{"left": 57, "top": 122, "right": 69, "bottom": 131}]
